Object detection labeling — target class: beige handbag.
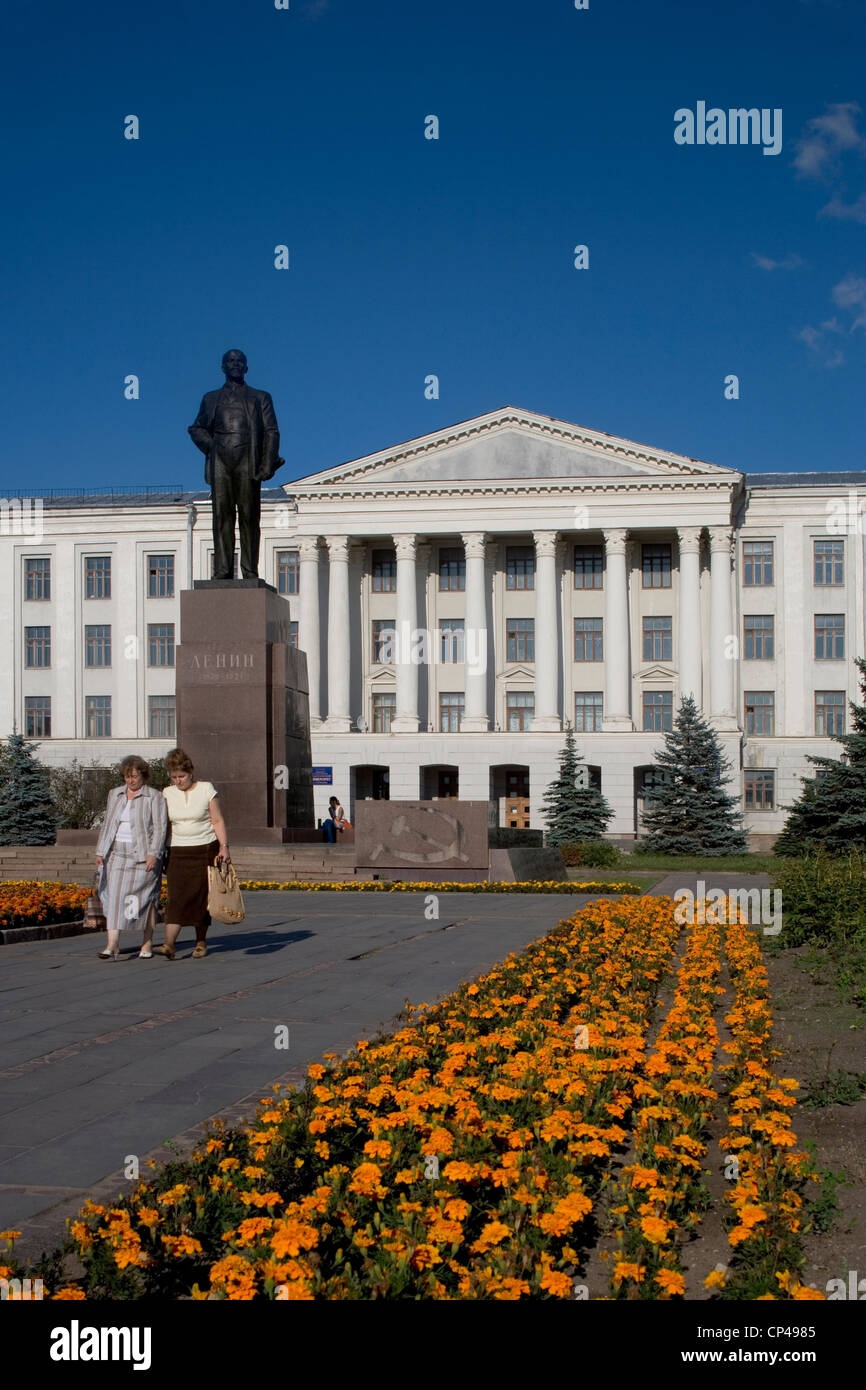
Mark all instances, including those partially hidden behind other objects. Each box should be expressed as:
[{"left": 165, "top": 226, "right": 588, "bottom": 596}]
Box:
[{"left": 207, "top": 856, "right": 245, "bottom": 924}]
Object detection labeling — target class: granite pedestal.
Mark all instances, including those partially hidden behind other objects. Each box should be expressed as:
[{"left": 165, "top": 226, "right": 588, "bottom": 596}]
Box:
[
  {"left": 354, "top": 800, "right": 489, "bottom": 882},
  {"left": 175, "top": 582, "right": 313, "bottom": 842}
]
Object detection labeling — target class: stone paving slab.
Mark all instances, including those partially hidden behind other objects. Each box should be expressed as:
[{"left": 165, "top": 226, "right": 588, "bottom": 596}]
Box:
[{"left": 0, "top": 890, "right": 597, "bottom": 1247}]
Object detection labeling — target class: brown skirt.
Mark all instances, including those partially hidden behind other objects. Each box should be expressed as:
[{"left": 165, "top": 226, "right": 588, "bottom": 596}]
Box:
[{"left": 165, "top": 841, "right": 219, "bottom": 928}]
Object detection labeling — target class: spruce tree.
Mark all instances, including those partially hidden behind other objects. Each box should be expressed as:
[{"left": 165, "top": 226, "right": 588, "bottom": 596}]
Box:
[
  {"left": 775, "top": 657, "right": 866, "bottom": 854},
  {"left": 542, "top": 724, "right": 613, "bottom": 846},
  {"left": 0, "top": 732, "right": 57, "bottom": 845},
  {"left": 638, "top": 695, "right": 747, "bottom": 855}
]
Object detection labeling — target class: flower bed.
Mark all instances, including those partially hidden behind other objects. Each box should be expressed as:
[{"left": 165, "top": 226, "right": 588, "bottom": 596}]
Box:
[
  {"left": 715, "top": 917, "right": 822, "bottom": 1300},
  {"left": 11, "top": 896, "right": 680, "bottom": 1300},
  {"left": 0, "top": 881, "right": 89, "bottom": 930},
  {"left": 2, "top": 896, "right": 822, "bottom": 1300},
  {"left": 608, "top": 914, "right": 723, "bottom": 1299}
]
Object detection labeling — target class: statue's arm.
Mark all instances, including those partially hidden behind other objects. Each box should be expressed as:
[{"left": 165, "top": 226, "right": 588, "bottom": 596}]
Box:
[
  {"left": 188, "top": 395, "right": 213, "bottom": 455},
  {"left": 261, "top": 391, "right": 283, "bottom": 469}
]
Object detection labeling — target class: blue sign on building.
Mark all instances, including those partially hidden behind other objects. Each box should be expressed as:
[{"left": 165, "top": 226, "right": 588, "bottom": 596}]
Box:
[{"left": 312, "top": 766, "right": 333, "bottom": 785}]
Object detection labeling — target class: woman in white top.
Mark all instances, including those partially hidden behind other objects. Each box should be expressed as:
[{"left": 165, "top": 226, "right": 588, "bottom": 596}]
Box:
[
  {"left": 94, "top": 756, "right": 167, "bottom": 960},
  {"left": 153, "top": 747, "right": 230, "bottom": 961}
]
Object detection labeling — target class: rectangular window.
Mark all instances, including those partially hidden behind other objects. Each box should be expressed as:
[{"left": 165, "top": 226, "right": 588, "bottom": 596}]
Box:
[
  {"left": 372, "top": 549, "right": 397, "bottom": 592},
  {"left": 24, "top": 625, "right": 51, "bottom": 668},
  {"left": 745, "top": 769, "right": 775, "bottom": 811},
  {"left": 815, "top": 613, "right": 844, "bottom": 660},
  {"left": 506, "top": 545, "right": 535, "bottom": 591},
  {"left": 24, "top": 557, "right": 50, "bottom": 601},
  {"left": 85, "top": 695, "right": 111, "bottom": 738},
  {"left": 439, "top": 691, "right": 465, "bottom": 732},
  {"left": 85, "top": 624, "right": 112, "bottom": 668},
  {"left": 372, "top": 691, "right": 396, "bottom": 733},
  {"left": 506, "top": 617, "right": 534, "bottom": 663},
  {"left": 147, "top": 554, "right": 175, "bottom": 598},
  {"left": 25, "top": 695, "right": 51, "bottom": 738},
  {"left": 574, "top": 691, "right": 603, "bottom": 732},
  {"left": 148, "top": 694, "right": 175, "bottom": 738},
  {"left": 743, "top": 540, "right": 773, "bottom": 586},
  {"left": 814, "top": 538, "right": 844, "bottom": 587},
  {"left": 85, "top": 555, "right": 111, "bottom": 599},
  {"left": 642, "top": 615, "right": 672, "bottom": 662},
  {"left": 574, "top": 617, "right": 603, "bottom": 662},
  {"left": 744, "top": 614, "right": 774, "bottom": 660},
  {"left": 506, "top": 691, "right": 534, "bottom": 731},
  {"left": 574, "top": 544, "right": 603, "bottom": 589},
  {"left": 372, "top": 619, "right": 395, "bottom": 664},
  {"left": 290, "top": 621, "right": 298, "bottom": 649},
  {"left": 277, "top": 549, "right": 300, "bottom": 596},
  {"left": 643, "top": 691, "right": 673, "bottom": 731},
  {"left": 744, "top": 690, "right": 775, "bottom": 736},
  {"left": 642, "top": 544, "right": 672, "bottom": 588},
  {"left": 815, "top": 690, "right": 846, "bottom": 736},
  {"left": 439, "top": 547, "right": 465, "bottom": 592},
  {"left": 147, "top": 623, "right": 175, "bottom": 667},
  {"left": 439, "top": 619, "right": 465, "bottom": 663}
]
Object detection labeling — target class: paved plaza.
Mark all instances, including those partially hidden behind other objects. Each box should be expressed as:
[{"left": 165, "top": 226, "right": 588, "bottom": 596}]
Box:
[{"left": 0, "top": 891, "right": 590, "bottom": 1253}]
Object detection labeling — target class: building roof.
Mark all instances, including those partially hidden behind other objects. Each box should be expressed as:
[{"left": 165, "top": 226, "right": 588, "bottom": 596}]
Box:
[
  {"left": 31, "top": 489, "right": 292, "bottom": 509},
  {"left": 746, "top": 471, "right": 866, "bottom": 488}
]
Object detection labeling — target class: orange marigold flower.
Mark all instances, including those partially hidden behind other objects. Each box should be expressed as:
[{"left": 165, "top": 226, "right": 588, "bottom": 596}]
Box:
[
  {"left": 442, "top": 1161, "right": 475, "bottom": 1182},
  {"left": 51, "top": 1286, "right": 87, "bottom": 1300},
  {"left": 136, "top": 1208, "right": 159, "bottom": 1229},
  {"left": 655, "top": 1269, "right": 685, "bottom": 1297},
  {"left": 704, "top": 1268, "right": 727, "bottom": 1290},
  {"left": 612, "top": 1260, "right": 645, "bottom": 1286},
  {"left": 470, "top": 1220, "right": 510, "bottom": 1254},
  {"left": 363, "top": 1140, "right": 393, "bottom": 1160},
  {"left": 347, "top": 1163, "right": 388, "bottom": 1199},
  {"left": 539, "top": 1268, "right": 573, "bottom": 1298},
  {"left": 270, "top": 1219, "right": 320, "bottom": 1258},
  {"left": 444, "top": 1198, "right": 471, "bottom": 1221},
  {"left": 640, "top": 1215, "right": 672, "bottom": 1245}
]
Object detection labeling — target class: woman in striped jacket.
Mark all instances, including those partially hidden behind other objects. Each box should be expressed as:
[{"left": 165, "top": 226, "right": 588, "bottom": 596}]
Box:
[{"left": 94, "top": 756, "right": 168, "bottom": 960}]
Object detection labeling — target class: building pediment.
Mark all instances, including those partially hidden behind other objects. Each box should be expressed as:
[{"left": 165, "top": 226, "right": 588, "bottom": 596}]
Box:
[
  {"left": 291, "top": 407, "right": 738, "bottom": 493},
  {"left": 637, "top": 663, "right": 678, "bottom": 681}
]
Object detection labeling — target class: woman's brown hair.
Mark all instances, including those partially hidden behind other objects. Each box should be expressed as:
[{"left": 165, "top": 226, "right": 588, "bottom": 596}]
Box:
[
  {"left": 119, "top": 755, "right": 150, "bottom": 781},
  {"left": 164, "top": 748, "right": 195, "bottom": 775}
]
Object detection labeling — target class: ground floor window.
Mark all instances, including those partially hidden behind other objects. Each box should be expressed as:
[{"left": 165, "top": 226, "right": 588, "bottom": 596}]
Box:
[{"left": 744, "top": 769, "right": 775, "bottom": 811}]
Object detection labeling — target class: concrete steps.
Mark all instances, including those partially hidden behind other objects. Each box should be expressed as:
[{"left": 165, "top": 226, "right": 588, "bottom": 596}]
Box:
[{"left": 0, "top": 845, "right": 357, "bottom": 885}]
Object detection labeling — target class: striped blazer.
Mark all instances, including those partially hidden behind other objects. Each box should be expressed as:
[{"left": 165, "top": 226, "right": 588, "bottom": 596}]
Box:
[{"left": 96, "top": 785, "right": 168, "bottom": 861}]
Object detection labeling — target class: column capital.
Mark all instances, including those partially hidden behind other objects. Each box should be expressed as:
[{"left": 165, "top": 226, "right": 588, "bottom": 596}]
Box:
[
  {"left": 297, "top": 535, "right": 321, "bottom": 561},
  {"left": 461, "top": 531, "right": 488, "bottom": 560},
  {"left": 326, "top": 536, "right": 351, "bottom": 562},
  {"left": 677, "top": 526, "right": 704, "bottom": 554},
  {"left": 532, "top": 529, "right": 560, "bottom": 559},
  {"left": 708, "top": 527, "right": 734, "bottom": 555},
  {"left": 603, "top": 527, "right": 629, "bottom": 556},
  {"left": 393, "top": 533, "right": 417, "bottom": 561}
]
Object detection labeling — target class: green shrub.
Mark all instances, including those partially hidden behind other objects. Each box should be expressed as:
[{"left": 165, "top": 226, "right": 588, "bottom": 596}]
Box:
[
  {"left": 772, "top": 850, "right": 866, "bottom": 947},
  {"left": 560, "top": 839, "right": 623, "bottom": 869}
]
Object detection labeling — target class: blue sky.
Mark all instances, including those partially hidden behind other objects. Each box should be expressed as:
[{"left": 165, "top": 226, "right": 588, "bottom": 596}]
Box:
[{"left": 2, "top": 0, "right": 866, "bottom": 492}]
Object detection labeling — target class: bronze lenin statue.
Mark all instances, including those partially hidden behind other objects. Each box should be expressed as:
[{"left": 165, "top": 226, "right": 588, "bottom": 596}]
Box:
[{"left": 188, "top": 349, "right": 285, "bottom": 580}]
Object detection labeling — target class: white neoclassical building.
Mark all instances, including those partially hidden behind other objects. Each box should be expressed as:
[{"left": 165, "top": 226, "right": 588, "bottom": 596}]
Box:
[{"left": 2, "top": 406, "right": 864, "bottom": 845}]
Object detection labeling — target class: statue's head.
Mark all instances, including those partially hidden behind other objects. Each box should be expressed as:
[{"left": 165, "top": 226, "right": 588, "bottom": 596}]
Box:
[{"left": 221, "top": 349, "right": 248, "bottom": 382}]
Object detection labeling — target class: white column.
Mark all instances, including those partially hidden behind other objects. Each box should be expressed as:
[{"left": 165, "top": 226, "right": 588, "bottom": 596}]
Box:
[
  {"left": 461, "top": 531, "right": 489, "bottom": 731},
  {"left": 324, "top": 536, "right": 351, "bottom": 732},
  {"left": 677, "top": 527, "right": 703, "bottom": 706},
  {"left": 298, "top": 536, "right": 321, "bottom": 727},
  {"left": 602, "top": 528, "right": 633, "bottom": 730},
  {"left": 392, "top": 533, "right": 419, "bottom": 732},
  {"left": 531, "top": 530, "right": 561, "bottom": 731},
  {"left": 709, "top": 527, "right": 738, "bottom": 729}
]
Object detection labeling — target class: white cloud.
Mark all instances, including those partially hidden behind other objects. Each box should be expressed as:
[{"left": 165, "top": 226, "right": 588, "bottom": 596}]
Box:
[
  {"left": 750, "top": 252, "right": 803, "bottom": 271},
  {"left": 794, "top": 101, "right": 866, "bottom": 180},
  {"left": 819, "top": 191, "right": 866, "bottom": 223},
  {"left": 832, "top": 272, "right": 866, "bottom": 330}
]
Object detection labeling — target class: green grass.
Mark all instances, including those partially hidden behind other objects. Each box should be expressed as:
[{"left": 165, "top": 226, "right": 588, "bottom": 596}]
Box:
[{"left": 619, "top": 852, "right": 777, "bottom": 874}]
